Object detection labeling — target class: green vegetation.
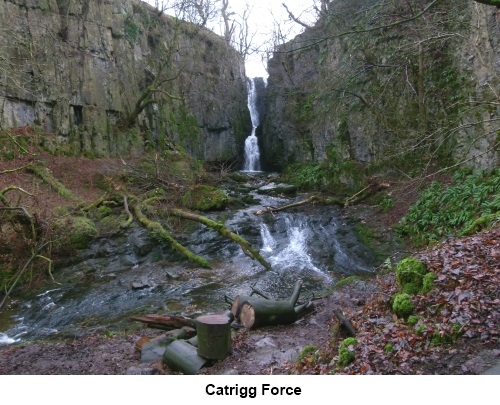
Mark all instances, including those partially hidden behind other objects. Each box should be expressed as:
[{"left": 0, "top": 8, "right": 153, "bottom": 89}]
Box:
[
  {"left": 396, "top": 258, "right": 427, "bottom": 290},
  {"left": 335, "top": 275, "right": 360, "bottom": 288},
  {"left": 392, "top": 293, "right": 414, "bottom": 319},
  {"left": 53, "top": 215, "right": 99, "bottom": 250},
  {"left": 283, "top": 159, "right": 366, "bottom": 194},
  {"left": 421, "top": 272, "right": 437, "bottom": 294},
  {"left": 407, "top": 315, "right": 420, "bottom": 328},
  {"left": 383, "top": 343, "right": 395, "bottom": 354},
  {"left": 399, "top": 169, "right": 500, "bottom": 246},
  {"left": 337, "top": 337, "right": 358, "bottom": 366},
  {"left": 297, "top": 345, "right": 319, "bottom": 363},
  {"left": 181, "top": 185, "right": 228, "bottom": 211},
  {"left": 432, "top": 323, "right": 462, "bottom": 345}
]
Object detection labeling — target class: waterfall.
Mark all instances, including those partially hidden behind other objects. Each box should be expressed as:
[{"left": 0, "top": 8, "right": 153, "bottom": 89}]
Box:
[
  {"left": 260, "top": 223, "right": 277, "bottom": 252},
  {"left": 243, "top": 78, "right": 261, "bottom": 172}
]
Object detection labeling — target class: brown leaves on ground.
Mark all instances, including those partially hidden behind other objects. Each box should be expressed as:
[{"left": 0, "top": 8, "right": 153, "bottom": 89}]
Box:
[{"left": 302, "top": 226, "right": 499, "bottom": 375}]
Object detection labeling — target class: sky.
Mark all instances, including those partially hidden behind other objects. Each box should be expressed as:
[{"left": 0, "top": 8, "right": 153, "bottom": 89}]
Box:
[{"left": 143, "top": 0, "right": 317, "bottom": 78}]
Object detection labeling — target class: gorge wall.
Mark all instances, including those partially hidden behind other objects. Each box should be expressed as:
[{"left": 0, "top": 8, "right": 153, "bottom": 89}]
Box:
[
  {"left": 261, "top": 0, "right": 499, "bottom": 172},
  {"left": 0, "top": 0, "right": 251, "bottom": 162}
]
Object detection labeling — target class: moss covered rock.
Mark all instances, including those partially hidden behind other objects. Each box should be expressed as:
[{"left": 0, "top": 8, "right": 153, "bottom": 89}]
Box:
[
  {"left": 54, "top": 216, "right": 98, "bottom": 249},
  {"left": 337, "top": 337, "right": 357, "bottom": 366},
  {"left": 396, "top": 258, "right": 427, "bottom": 291},
  {"left": 181, "top": 185, "right": 228, "bottom": 211},
  {"left": 392, "top": 293, "right": 414, "bottom": 319}
]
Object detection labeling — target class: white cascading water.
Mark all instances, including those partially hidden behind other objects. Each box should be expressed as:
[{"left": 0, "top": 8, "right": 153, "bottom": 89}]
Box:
[
  {"left": 243, "top": 78, "right": 261, "bottom": 172},
  {"left": 260, "top": 223, "right": 277, "bottom": 252}
]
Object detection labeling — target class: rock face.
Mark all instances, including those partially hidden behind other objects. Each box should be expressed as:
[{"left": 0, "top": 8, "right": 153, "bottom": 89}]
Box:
[
  {"left": 0, "top": 0, "right": 251, "bottom": 162},
  {"left": 262, "top": 0, "right": 499, "bottom": 171}
]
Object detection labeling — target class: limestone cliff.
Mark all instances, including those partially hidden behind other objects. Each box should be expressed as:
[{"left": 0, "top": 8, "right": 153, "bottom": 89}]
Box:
[
  {"left": 262, "top": 0, "right": 499, "bottom": 171},
  {"left": 0, "top": 0, "right": 251, "bottom": 162}
]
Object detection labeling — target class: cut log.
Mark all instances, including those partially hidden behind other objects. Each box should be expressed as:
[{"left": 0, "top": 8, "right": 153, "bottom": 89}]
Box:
[
  {"left": 196, "top": 314, "right": 232, "bottom": 360},
  {"left": 239, "top": 298, "right": 301, "bottom": 329},
  {"left": 162, "top": 339, "right": 209, "bottom": 375},
  {"left": 334, "top": 310, "right": 356, "bottom": 337},
  {"left": 131, "top": 314, "right": 196, "bottom": 330},
  {"left": 232, "top": 281, "right": 314, "bottom": 329}
]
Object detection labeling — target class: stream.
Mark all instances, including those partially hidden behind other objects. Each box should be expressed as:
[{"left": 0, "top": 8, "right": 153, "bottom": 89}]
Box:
[
  {"left": 0, "top": 78, "right": 379, "bottom": 346},
  {"left": 0, "top": 181, "right": 378, "bottom": 346}
]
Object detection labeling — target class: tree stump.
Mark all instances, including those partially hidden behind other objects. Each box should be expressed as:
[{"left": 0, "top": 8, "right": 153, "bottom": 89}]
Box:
[{"left": 196, "top": 314, "right": 232, "bottom": 360}]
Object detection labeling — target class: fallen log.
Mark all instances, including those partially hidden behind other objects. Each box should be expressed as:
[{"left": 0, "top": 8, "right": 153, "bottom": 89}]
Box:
[
  {"left": 254, "top": 180, "right": 390, "bottom": 215},
  {"left": 162, "top": 339, "right": 209, "bottom": 375},
  {"left": 170, "top": 208, "right": 272, "bottom": 271},
  {"left": 132, "top": 203, "right": 211, "bottom": 268},
  {"left": 131, "top": 314, "right": 197, "bottom": 330},
  {"left": 231, "top": 280, "right": 314, "bottom": 329}
]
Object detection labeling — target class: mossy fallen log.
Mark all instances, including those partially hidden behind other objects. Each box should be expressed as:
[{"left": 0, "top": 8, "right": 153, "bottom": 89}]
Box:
[
  {"left": 132, "top": 203, "right": 211, "bottom": 268},
  {"left": 26, "top": 164, "right": 80, "bottom": 202},
  {"left": 254, "top": 180, "right": 389, "bottom": 215},
  {"left": 170, "top": 208, "right": 272, "bottom": 271}
]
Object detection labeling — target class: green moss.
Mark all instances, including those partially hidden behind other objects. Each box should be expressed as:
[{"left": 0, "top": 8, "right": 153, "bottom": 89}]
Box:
[
  {"left": 421, "top": 272, "right": 437, "bottom": 293},
  {"left": 335, "top": 276, "right": 360, "bottom": 288},
  {"left": 54, "top": 216, "right": 98, "bottom": 250},
  {"left": 407, "top": 315, "right": 419, "bottom": 327},
  {"left": 383, "top": 343, "right": 395, "bottom": 354},
  {"left": 433, "top": 323, "right": 463, "bottom": 345},
  {"left": 395, "top": 258, "right": 427, "bottom": 291},
  {"left": 402, "top": 282, "right": 420, "bottom": 295},
  {"left": 297, "top": 345, "right": 318, "bottom": 363},
  {"left": 461, "top": 213, "right": 500, "bottom": 236},
  {"left": 337, "top": 337, "right": 357, "bottom": 366},
  {"left": 415, "top": 324, "right": 426, "bottom": 335},
  {"left": 181, "top": 185, "right": 228, "bottom": 211},
  {"left": 96, "top": 205, "right": 113, "bottom": 219},
  {"left": 392, "top": 293, "right": 414, "bottom": 319}
]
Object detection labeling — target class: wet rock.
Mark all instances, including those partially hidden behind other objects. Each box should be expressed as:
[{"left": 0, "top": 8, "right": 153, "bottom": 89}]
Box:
[{"left": 257, "top": 183, "right": 297, "bottom": 196}]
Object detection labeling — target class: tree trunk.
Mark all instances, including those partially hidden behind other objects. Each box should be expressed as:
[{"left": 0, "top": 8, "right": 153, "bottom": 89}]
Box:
[
  {"left": 239, "top": 299, "right": 302, "bottom": 329},
  {"left": 162, "top": 339, "right": 209, "bottom": 375},
  {"left": 131, "top": 314, "right": 197, "bottom": 330},
  {"left": 170, "top": 208, "right": 272, "bottom": 270},
  {"left": 196, "top": 315, "right": 232, "bottom": 360},
  {"left": 334, "top": 310, "right": 356, "bottom": 337},
  {"left": 132, "top": 203, "right": 211, "bottom": 268},
  {"left": 231, "top": 280, "right": 314, "bottom": 329}
]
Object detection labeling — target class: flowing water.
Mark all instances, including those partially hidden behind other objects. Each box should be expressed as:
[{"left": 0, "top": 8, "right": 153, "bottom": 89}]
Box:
[
  {"left": 242, "top": 78, "right": 261, "bottom": 172},
  {"left": 0, "top": 185, "right": 378, "bottom": 344},
  {"left": 0, "top": 80, "right": 379, "bottom": 345}
]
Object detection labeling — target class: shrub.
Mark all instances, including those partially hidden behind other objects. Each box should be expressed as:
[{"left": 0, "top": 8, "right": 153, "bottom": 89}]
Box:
[
  {"left": 337, "top": 337, "right": 358, "bottom": 366},
  {"left": 392, "top": 293, "right": 414, "bottom": 318}
]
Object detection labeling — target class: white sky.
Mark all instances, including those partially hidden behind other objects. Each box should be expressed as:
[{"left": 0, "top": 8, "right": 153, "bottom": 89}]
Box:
[{"left": 143, "top": 0, "right": 317, "bottom": 78}]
